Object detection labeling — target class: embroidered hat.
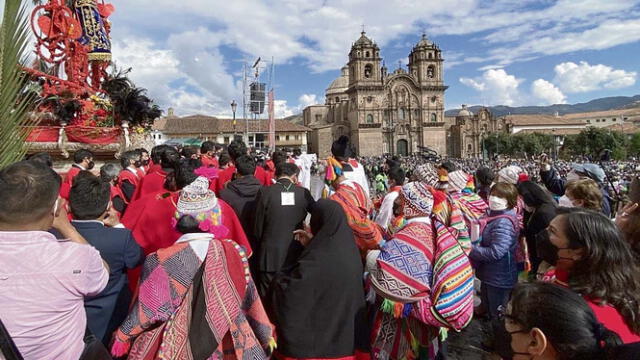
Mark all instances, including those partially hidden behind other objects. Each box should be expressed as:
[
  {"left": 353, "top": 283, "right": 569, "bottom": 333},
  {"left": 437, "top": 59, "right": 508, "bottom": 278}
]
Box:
[
  {"left": 176, "top": 176, "right": 217, "bottom": 214},
  {"left": 497, "top": 165, "right": 524, "bottom": 185},
  {"left": 415, "top": 164, "right": 439, "bottom": 187},
  {"left": 402, "top": 181, "right": 434, "bottom": 218},
  {"left": 448, "top": 170, "right": 470, "bottom": 192}
]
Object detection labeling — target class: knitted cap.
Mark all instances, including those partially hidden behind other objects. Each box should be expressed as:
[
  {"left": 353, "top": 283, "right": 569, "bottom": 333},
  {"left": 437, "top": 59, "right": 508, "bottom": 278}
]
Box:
[
  {"left": 176, "top": 176, "right": 217, "bottom": 214},
  {"left": 402, "top": 182, "right": 434, "bottom": 218},
  {"left": 415, "top": 164, "right": 439, "bottom": 187},
  {"left": 497, "top": 165, "right": 524, "bottom": 185},
  {"left": 448, "top": 170, "right": 469, "bottom": 192}
]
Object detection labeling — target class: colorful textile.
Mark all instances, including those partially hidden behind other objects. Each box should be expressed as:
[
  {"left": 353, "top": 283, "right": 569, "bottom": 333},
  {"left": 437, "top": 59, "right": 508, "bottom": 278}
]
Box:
[
  {"left": 330, "top": 181, "right": 382, "bottom": 254},
  {"left": 402, "top": 182, "right": 434, "bottom": 218},
  {"left": 448, "top": 170, "right": 473, "bottom": 193},
  {"left": 325, "top": 156, "right": 343, "bottom": 184},
  {"left": 415, "top": 164, "right": 439, "bottom": 187},
  {"left": 112, "top": 239, "right": 273, "bottom": 359}
]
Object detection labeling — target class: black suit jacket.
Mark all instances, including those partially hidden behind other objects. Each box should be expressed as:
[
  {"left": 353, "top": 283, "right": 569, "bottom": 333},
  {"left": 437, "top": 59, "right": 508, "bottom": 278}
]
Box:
[
  {"left": 70, "top": 221, "right": 143, "bottom": 344},
  {"left": 253, "top": 178, "right": 315, "bottom": 272}
]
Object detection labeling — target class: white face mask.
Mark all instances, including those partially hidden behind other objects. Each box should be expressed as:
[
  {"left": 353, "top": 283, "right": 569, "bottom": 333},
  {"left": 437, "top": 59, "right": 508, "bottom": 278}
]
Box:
[
  {"left": 488, "top": 196, "right": 509, "bottom": 211},
  {"left": 558, "top": 194, "right": 574, "bottom": 207},
  {"left": 566, "top": 171, "right": 580, "bottom": 182}
]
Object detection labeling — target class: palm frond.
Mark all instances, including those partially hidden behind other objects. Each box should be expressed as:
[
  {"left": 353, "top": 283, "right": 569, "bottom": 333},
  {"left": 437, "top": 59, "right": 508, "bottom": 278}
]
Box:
[{"left": 0, "top": 0, "right": 39, "bottom": 168}]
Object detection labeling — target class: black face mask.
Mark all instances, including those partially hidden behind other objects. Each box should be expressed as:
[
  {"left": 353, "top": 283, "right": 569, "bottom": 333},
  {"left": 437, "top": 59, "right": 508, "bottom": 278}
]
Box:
[
  {"left": 493, "top": 319, "right": 532, "bottom": 360},
  {"left": 134, "top": 160, "right": 142, "bottom": 168},
  {"left": 141, "top": 159, "right": 150, "bottom": 166},
  {"left": 87, "top": 161, "right": 95, "bottom": 170},
  {"left": 535, "top": 230, "right": 572, "bottom": 266}
]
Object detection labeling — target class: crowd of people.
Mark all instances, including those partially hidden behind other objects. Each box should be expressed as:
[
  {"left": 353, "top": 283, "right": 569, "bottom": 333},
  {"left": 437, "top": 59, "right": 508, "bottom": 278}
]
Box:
[{"left": 0, "top": 136, "right": 639, "bottom": 360}]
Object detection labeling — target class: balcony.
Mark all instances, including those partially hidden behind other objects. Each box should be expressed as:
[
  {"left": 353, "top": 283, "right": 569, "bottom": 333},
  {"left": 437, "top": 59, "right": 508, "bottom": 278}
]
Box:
[
  {"left": 359, "top": 123, "right": 382, "bottom": 129},
  {"left": 422, "top": 122, "right": 445, "bottom": 127}
]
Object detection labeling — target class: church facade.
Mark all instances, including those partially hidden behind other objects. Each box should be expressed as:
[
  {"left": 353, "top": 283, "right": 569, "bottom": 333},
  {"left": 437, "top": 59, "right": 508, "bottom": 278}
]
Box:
[{"left": 303, "top": 32, "right": 448, "bottom": 158}]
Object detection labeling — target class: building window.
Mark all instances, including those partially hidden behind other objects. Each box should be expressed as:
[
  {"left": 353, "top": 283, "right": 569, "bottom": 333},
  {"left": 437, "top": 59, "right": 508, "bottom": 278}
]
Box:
[
  {"left": 427, "top": 65, "right": 435, "bottom": 78},
  {"left": 612, "top": 118, "right": 617, "bottom": 121},
  {"left": 366, "top": 51, "right": 370, "bottom": 58},
  {"left": 335, "top": 96, "right": 340, "bottom": 103},
  {"left": 624, "top": 117, "right": 628, "bottom": 121},
  {"left": 286, "top": 135, "right": 290, "bottom": 141},
  {"left": 364, "top": 64, "right": 372, "bottom": 78},
  {"left": 296, "top": 135, "right": 300, "bottom": 140},
  {"left": 224, "top": 136, "right": 230, "bottom": 144},
  {"left": 276, "top": 135, "right": 280, "bottom": 141},
  {"left": 596, "top": 119, "right": 600, "bottom": 122},
  {"left": 413, "top": 109, "right": 420, "bottom": 119},
  {"left": 431, "top": 113, "right": 437, "bottom": 122},
  {"left": 428, "top": 53, "right": 433, "bottom": 59},
  {"left": 398, "top": 107, "right": 406, "bottom": 120},
  {"left": 366, "top": 114, "right": 374, "bottom": 123},
  {"left": 249, "top": 136, "right": 254, "bottom": 142},
  {"left": 315, "top": 114, "right": 322, "bottom": 123},
  {"left": 587, "top": 119, "right": 591, "bottom": 123}
]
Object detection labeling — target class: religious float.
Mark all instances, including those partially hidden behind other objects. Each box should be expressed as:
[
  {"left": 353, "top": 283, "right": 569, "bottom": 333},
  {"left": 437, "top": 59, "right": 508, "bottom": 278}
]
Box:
[{"left": 23, "top": 0, "right": 160, "bottom": 159}]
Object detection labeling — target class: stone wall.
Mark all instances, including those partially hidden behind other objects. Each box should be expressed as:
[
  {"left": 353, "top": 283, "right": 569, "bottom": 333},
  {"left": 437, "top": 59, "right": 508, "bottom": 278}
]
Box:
[
  {"left": 357, "top": 129, "right": 384, "bottom": 156},
  {"left": 422, "top": 127, "right": 447, "bottom": 155}
]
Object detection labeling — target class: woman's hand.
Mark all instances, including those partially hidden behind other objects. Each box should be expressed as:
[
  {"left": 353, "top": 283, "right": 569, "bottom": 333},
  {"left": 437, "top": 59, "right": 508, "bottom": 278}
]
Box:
[
  {"left": 293, "top": 229, "right": 313, "bottom": 247},
  {"left": 615, "top": 202, "right": 638, "bottom": 229}
]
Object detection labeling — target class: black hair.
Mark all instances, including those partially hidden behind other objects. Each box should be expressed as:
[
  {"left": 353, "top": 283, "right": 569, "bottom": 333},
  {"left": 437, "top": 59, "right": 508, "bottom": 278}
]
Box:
[
  {"left": 385, "top": 157, "right": 400, "bottom": 170},
  {"left": 174, "top": 162, "right": 198, "bottom": 190},
  {"left": 475, "top": 166, "right": 494, "bottom": 187},
  {"left": 218, "top": 153, "right": 231, "bottom": 168},
  {"left": 227, "top": 140, "right": 247, "bottom": 161},
  {"left": 509, "top": 282, "right": 621, "bottom": 360},
  {"left": 176, "top": 215, "right": 203, "bottom": 234},
  {"left": 100, "top": 163, "right": 120, "bottom": 183},
  {"left": 439, "top": 161, "right": 457, "bottom": 173},
  {"left": 151, "top": 144, "right": 172, "bottom": 164},
  {"left": 272, "top": 150, "right": 287, "bottom": 167},
  {"left": 517, "top": 181, "right": 556, "bottom": 208},
  {"left": 388, "top": 166, "right": 405, "bottom": 186},
  {"left": 136, "top": 148, "right": 149, "bottom": 155},
  {"left": 235, "top": 155, "right": 256, "bottom": 176},
  {"left": 73, "top": 149, "right": 93, "bottom": 164},
  {"left": 120, "top": 150, "right": 141, "bottom": 168},
  {"left": 26, "top": 152, "right": 53, "bottom": 168},
  {"left": 0, "top": 161, "right": 61, "bottom": 224},
  {"left": 159, "top": 147, "right": 180, "bottom": 170},
  {"left": 556, "top": 207, "right": 640, "bottom": 334},
  {"left": 293, "top": 148, "right": 302, "bottom": 157},
  {"left": 201, "top": 141, "right": 215, "bottom": 153},
  {"left": 181, "top": 146, "right": 197, "bottom": 159},
  {"left": 69, "top": 171, "right": 110, "bottom": 220},
  {"left": 276, "top": 162, "right": 300, "bottom": 178}
]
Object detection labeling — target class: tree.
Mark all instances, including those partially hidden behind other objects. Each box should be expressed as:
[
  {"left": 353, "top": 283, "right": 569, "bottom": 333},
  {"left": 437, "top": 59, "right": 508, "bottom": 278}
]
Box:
[
  {"left": 571, "top": 127, "right": 627, "bottom": 160},
  {"left": 629, "top": 133, "right": 640, "bottom": 157},
  {"left": 0, "top": 0, "right": 38, "bottom": 168}
]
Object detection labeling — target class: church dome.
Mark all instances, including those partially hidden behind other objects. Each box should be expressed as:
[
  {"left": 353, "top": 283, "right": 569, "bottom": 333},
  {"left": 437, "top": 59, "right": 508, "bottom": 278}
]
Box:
[
  {"left": 354, "top": 31, "right": 374, "bottom": 46},
  {"left": 416, "top": 33, "right": 432, "bottom": 47},
  {"left": 458, "top": 104, "right": 473, "bottom": 117},
  {"left": 326, "top": 66, "right": 349, "bottom": 95}
]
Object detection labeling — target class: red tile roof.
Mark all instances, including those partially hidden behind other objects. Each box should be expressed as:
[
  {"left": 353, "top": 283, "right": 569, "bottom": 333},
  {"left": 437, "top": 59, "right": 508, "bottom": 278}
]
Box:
[{"left": 154, "top": 115, "right": 310, "bottom": 135}]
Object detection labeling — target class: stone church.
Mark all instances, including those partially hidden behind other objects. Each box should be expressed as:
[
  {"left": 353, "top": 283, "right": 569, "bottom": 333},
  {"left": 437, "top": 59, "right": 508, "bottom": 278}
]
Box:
[
  {"left": 448, "top": 105, "right": 508, "bottom": 158},
  {"left": 303, "top": 32, "right": 448, "bottom": 158}
]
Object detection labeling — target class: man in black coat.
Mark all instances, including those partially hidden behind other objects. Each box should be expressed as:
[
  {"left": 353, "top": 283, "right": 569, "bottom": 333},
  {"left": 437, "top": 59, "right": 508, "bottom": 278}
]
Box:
[
  {"left": 67, "top": 172, "right": 143, "bottom": 345},
  {"left": 219, "top": 155, "right": 263, "bottom": 261},
  {"left": 253, "top": 162, "right": 315, "bottom": 298}
]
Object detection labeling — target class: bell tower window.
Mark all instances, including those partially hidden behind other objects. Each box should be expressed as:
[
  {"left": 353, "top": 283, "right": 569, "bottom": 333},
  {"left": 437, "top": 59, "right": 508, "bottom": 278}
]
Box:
[
  {"left": 366, "top": 51, "right": 370, "bottom": 58},
  {"left": 366, "top": 114, "right": 374, "bottom": 123},
  {"left": 364, "top": 64, "right": 372, "bottom": 78},
  {"left": 431, "top": 113, "right": 437, "bottom": 122},
  {"left": 427, "top": 65, "right": 435, "bottom": 78},
  {"left": 428, "top": 53, "right": 433, "bottom": 59}
]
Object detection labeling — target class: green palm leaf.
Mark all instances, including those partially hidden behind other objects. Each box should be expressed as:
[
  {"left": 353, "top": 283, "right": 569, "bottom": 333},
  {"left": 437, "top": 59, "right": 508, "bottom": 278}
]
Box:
[{"left": 0, "top": 0, "right": 38, "bottom": 168}]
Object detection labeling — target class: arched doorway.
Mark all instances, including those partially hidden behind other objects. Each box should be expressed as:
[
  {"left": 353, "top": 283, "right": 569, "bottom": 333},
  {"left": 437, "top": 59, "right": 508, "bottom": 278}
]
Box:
[{"left": 397, "top": 139, "right": 408, "bottom": 156}]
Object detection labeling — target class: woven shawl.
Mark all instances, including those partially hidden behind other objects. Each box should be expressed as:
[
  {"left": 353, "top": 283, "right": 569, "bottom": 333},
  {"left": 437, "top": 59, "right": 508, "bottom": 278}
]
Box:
[{"left": 330, "top": 181, "right": 382, "bottom": 254}]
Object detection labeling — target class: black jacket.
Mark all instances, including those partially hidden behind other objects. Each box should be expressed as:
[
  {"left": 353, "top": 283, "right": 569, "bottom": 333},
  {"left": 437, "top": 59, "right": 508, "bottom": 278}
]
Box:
[
  {"left": 253, "top": 178, "right": 315, "bottom": 273},
  {"left": 69, "top": 221, "right": 143, "bottom": 345},
  {"left": 524, "top": 203, "right": 557, "bottom": 270},
  {"left": 219, "top": 175, "right": 263, "bottom": 251}
]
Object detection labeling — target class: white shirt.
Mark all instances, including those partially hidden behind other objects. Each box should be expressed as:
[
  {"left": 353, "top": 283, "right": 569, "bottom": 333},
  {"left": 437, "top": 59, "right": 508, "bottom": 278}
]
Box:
[
  {"left": 375, "top": 189, "right": 400, "bottom": 230},
  {"left": 344, "top": 160, "right": 370, "bottom": 198},
  {"left": 293, "top": 155, "right": 312, "bottom": 191},
  {"left": 175, "top": 233, "right": 214, "bottom": 261}
]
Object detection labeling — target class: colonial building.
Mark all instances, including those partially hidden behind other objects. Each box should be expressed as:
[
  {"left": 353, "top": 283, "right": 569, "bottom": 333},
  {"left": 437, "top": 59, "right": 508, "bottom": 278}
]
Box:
[
  {"left": 304, "top": 32, "right": 448, "bottom": 158},
  {"left": 152, "top": 114, "right": 310, "bottom": 150},
  {"left": 447, "top": 105, "right": 507, "bottom": 158}
]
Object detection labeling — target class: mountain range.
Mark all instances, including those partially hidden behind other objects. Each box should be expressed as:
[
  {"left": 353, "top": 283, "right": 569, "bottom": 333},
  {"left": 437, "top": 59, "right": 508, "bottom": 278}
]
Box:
[{"left": 444, "top": 95, "right": 640, "bottom": 117}]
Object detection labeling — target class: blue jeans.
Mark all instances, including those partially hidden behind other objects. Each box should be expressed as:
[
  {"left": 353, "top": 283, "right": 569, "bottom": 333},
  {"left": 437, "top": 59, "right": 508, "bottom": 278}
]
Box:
[{"left": 481, "top": 283, "right": 513, "bottom": 320}]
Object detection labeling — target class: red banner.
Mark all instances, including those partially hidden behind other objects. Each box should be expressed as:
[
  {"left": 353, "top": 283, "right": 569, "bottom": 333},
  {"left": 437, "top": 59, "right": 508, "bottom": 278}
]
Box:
[
  {"left": 268, "top": 89, "right": 275, "bottom": 152},
  {"left": 26, "top": 126, "right": 61, "bottom": 142},
  {"left": 65, "top": 126, "right": 122, "bottom": 144}
]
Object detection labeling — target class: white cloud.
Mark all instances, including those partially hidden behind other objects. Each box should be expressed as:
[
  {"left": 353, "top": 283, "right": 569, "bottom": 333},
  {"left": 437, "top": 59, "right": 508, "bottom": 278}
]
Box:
[
  {"left": 531, "top": 79, "right": 567, "bottom": 105},
  {"left": 459, "top": 69, "right": 523, "bottom": 106},
  {"left": 298, "top": 94, "right": 319, "bottom": 108},
  {"left": 553, "top": 61, "right": 637, "bottom": 93},
  {"left": 274, "top": 100, "right": 295, "bottom": 118}
]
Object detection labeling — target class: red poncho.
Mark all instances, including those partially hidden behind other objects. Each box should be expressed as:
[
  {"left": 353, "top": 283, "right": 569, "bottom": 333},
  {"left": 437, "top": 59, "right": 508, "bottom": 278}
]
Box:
[{"left": 132, "top": 167, "right": 169, "bottom": 201}]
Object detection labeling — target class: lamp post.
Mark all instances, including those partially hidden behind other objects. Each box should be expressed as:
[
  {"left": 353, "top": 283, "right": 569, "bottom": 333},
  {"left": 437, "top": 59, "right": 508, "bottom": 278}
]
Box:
[{"left": 231, "top": 100, "right": 238, "bottom": 138}]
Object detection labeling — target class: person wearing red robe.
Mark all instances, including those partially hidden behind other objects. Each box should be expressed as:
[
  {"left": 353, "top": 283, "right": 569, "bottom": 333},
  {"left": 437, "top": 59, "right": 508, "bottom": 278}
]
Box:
[
  {"left": 200, "top": 141, "right": 219, "bottom": 168},
  {"left": 60, "top": 149, "right": 94, "bottom": 199},
  {"left": 118, "top": 150, "right": 143, "bottom": 202}
]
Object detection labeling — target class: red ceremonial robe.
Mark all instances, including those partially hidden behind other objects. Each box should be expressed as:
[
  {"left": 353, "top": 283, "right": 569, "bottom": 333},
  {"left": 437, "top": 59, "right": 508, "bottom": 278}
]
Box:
[
  {"left": 215, "top": 165, "right": 271, "bottom": 194},
  {"left": 110, "top": 184, "right": 128, "bottom": 218},
  {"left": 122, "top": 191, "right": 252, "bottom": 290},
  {"left": 133, "top": 168, "right": 168, "bottom": 201},
  {"left": 201, "top": 154, "right": 219, "bottom": 168},
  {"left": 59, "top": 165, "right": 82, "bottom": 199}
]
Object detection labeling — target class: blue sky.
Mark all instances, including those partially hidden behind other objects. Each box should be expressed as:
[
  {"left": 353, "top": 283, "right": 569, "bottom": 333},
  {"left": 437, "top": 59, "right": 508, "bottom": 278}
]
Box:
[{"left": 15, "top": 0, "right": 640, "bottom": 117}]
